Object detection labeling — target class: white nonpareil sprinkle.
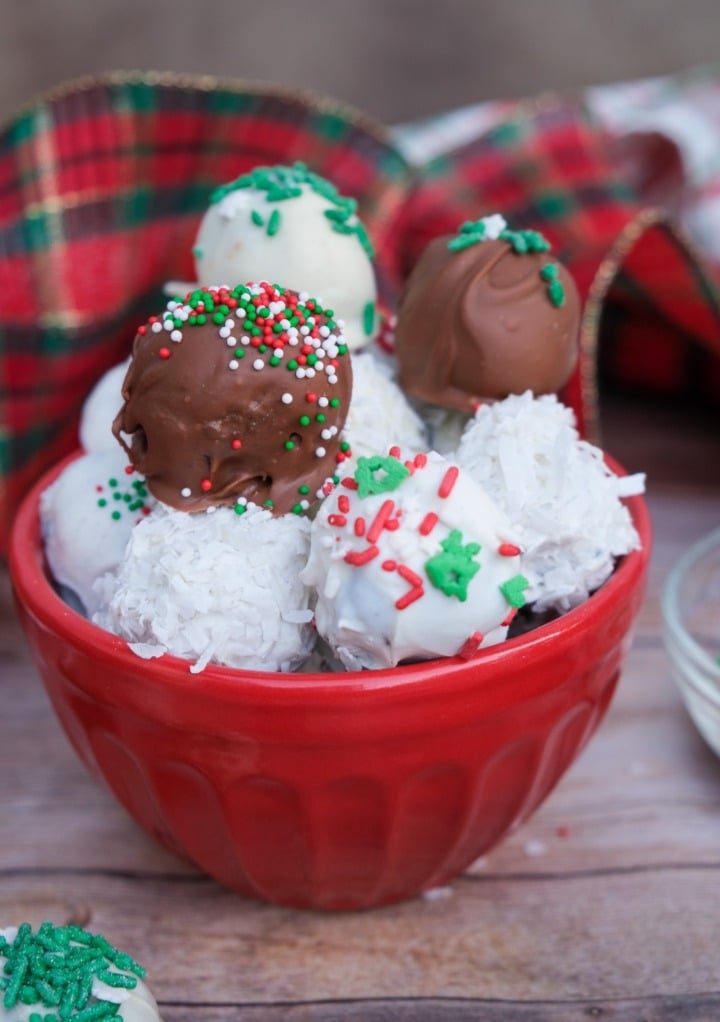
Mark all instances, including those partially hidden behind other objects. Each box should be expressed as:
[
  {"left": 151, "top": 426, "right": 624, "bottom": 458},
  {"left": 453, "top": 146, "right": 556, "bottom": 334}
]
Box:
[
  {"left": 170, "top": 330, "right": 183, "bottom": 342},
  {"left": 315, "top": 446, "right": 326, "bottom": 457},
  {"left": 228, "top": 360, "right": 239, "bottom": 370},
  {"left": 481, "top": 213, "right": 507, "bottom": 239},
  {"left": 252, "top": 359, "right": 265, "bottom": 371},
  {"left": 281, "top": 392, "right": 293, "bottom": 404},
  {"left": 180, "top": 487, "right": 192, "bottom": 497}
]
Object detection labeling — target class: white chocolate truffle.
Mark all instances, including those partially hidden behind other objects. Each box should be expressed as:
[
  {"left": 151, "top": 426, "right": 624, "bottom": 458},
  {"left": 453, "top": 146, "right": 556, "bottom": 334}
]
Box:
[
  {"left": 93, "top": 502, "right": 314, "bottom": 674},
  {"left": 41, "top": 449, "right": 154, "bottom": 616},
  {"left": 455, "top": 391, "right": 645, "bottom": 613},
  {"left": 194, "top": 163, "right": 377, "bottom": 351},
  {"left": 302, "top": 449, "right": 528, "bottom": 670},
  {"left": 343, "top": 349, "right": 427, "bottom": 464},
  {"left": 0, "top": 923, "right": 162, "bottom": 1022},
  {"left": 79, "top": 359, "right": 130, "bottom": 453}
]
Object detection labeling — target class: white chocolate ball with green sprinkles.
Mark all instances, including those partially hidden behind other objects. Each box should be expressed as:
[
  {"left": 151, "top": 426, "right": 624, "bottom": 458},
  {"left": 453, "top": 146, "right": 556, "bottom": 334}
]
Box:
[
  {"left": 193, "top": 163, "right": 378, "bottom": 351},
  {"left": 40, "top": 449, "right": 155, "bottom": 617},
  {"left": 0, "top": 922, "right": 162, "bottom": 1022},
  {"left": 301, "top": 448, "right": 528, "bottom": 670}
]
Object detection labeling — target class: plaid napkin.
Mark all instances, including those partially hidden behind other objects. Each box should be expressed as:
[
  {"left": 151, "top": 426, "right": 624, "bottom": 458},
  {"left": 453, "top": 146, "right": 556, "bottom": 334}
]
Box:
[{"left": 2, "top": 70, "right": 720, "bottom": 553}]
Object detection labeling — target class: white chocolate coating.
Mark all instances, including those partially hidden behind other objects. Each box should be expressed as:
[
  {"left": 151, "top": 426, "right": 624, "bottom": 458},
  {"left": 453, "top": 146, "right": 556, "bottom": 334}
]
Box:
[
  {"left": 41, "top": 449, "right": 155, "bottom": 616},
  {"left": 79, "top": 359, "right": 130, "bottom": 453},
  {"left": 302, "top": 450, "right": 527, "bottom": 670},
  {"left": 194, "top": 173, "right": 377, "bottom": 351}
]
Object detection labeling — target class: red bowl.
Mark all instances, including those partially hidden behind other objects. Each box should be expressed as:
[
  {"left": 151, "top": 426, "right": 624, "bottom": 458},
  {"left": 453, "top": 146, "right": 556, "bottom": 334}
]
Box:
[{"left": 10, "top": 454, "right": 651, "bottom": 911}]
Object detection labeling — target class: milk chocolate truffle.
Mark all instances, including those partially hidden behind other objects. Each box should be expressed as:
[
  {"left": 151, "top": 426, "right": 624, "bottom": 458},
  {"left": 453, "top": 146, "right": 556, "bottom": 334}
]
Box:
[
  {"left": 113, "top": 283, "right": 353, "bottom": 515},
  {"left": 394, "top": 215, "right": 580, "bottom": 413}
]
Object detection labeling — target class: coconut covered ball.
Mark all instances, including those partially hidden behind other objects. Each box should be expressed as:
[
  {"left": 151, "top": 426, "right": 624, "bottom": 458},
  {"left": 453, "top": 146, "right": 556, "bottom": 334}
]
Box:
[
  {"left": 342, "top": 349, "right": 427, "bottom": 464},
  {"left": 0, "top": 922, "right": 161, "bottom": 1022},
  {"left": 94, "top": 502, "right": 314, "bottom": 673},
  {"left": 302, "top": 448, "right": 528, "bottom": 670},
  {"left": 113, "top": 283, "right": 353, "bottom": 517},
  {"left": 194, "top": 163, "right": 378, "bottom": 350},
  {"left": 394, "top": 214, "right": 580, "bottom": 414},
  {"left": 40, "top": 449, "right": 154, "bottom": 616},
  {"left": 455, "top": 391, "right": 646, "bottom": 613}
]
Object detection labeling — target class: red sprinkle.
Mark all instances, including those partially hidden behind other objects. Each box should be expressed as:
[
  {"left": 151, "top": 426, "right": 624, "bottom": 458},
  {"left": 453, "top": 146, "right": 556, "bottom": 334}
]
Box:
[
  {"left": 159, "top": 347, "right": 171, "bottom": 359},
  {"left": 306, "top": 392, "right": 318, "bottom": 403},
  {"left": 367, "top": 500, "right": 395, "bottom": 543},
  {"left": 457, "top": 631, "right": 484, "bottom": 660},
  {"left": 342, "top": 477, "right": 359, "bottom": 490},
  {"left": 337, "top": 494, "right": 350, "bottom": 514},
  {"left": 397, "top": 564, "right": 423, "bottom": 588},
  {"left": 231, "top": 438, "right": 243, "bottom": 450},
  {"left": 200, "top": 479, "right": 212, "bottom": 492},
  {"left": 344, "top": 545, "right": 379, "bottom": 566},
  {"left": 124, "top": 465, "right": 134, "bottom": 476},
  {"left": 382, "top": 560, "right": 397, "bottom": 572},
  {"left": 438, "top": 466, "right": 459, "bottom": 499},
  {"left": 413, "top": 452, "right": 428, "bottom": 469},
  {"left": 328, "top": 514, "right": 347, "bottom": 528},
  {"left": 354, "top": 517, "right": 366, "bottom": 537},
  {"left": 388, "top": 445, "right": 402, "bottom": 459},
  {"left": 396, "top": 586, "right": 424, "bottom": 611},
  {"left": 502, "top": 608, "right": 518, "bottom": 627},
  {"left": 498, "top": 542, "right": 522, "bottom": 557},
  {"left": 419, "top": 512, "right": 439, "bottom": 536}
]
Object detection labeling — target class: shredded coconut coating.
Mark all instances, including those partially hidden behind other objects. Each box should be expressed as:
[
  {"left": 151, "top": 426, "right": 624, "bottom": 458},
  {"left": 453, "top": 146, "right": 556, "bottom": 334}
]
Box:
[
  {"left": 93, "top": 503, "right": 314, "bottom": 673},
  {"left": 455, "top": 391, "right": 645, "bottom": 613},
  {"left": 342, "top": 350, "right": 427, "bottom": 463}
]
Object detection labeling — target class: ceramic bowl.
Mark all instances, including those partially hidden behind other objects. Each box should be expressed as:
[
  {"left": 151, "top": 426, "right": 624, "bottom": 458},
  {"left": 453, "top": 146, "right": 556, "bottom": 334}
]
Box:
[
  {"left": 662, "top": 526, "right": 720, "bottom": 756},
  {"left": 10, "top": 454, "right": 650, "bottom": 910}
]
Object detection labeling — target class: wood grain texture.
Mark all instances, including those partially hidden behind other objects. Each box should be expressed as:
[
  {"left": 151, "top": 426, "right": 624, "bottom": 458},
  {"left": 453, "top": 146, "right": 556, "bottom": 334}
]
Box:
[{"left": 3, "top": 395, "right": 720, "bottom": 1020}]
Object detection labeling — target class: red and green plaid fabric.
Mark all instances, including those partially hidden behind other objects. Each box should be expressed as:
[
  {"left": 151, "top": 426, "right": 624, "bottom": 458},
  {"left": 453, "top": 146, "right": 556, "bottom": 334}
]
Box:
[{"left": 2, "top": 73, "right": 720, "bottom": 553}]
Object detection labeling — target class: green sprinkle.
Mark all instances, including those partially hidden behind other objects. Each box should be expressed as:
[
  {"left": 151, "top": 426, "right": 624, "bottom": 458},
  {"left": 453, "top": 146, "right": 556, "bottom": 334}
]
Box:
[
  {"left": 284, "top": 440, "right": 295, "bottom": 450},
  {"left": 354, "top": 454, "right": 410, "bottom": 498},
  {"left": 250, "top": 209, "right": 264, "bottom": 227},
  {"left": 298, "top": 484, "right": 310, "bottom": 494},
  {"left": 540, "top": 263, "right": 558, "bottom": 281},
  {"left": 97, "top": 498, "right": 107, "bottom": 508},
  {"left": 292, "top": 503, "right": 304, "bottom": 515},
  {"left": 234, "top": 348, "right": 245, "bottom": 358},
  {"left": 363, "top": 300, "right": 376, "bottom": 337},
  {"left": 287, "top": 359, "right": 299, "bottom": 371},
  {"left": 192, "top": 245, "right": 203, "bottom": 258},
  {"left": 234, "top": 503, "right": 247, "bottom": 516},
  {"left": 500, "top": 574, "right": 530, "bottom": 609},
  {"left": 0, "top": 923, "right": 145, "bottom": 1021},
  {"left": 547, "top": 277, "right": 566, "bottom": 307},
  {"left": 267, "top": 208, "right": 281, "bottom": 236},
  {"left": 316, "top": 413, "right": 326, "bottom": 423},
  {"left": 263, "top": 499, "right": 274, "bottom": 509},
  {"left": 111, "top": 511, "right": 121, "bottom": 521},
  {"left": 329, "top": 398, "right": 340, "bottom": 408},
  {"left": 299, "top": 415, "right": 311, "bottom": 426},
  {"left": 425, "top": 530, "right": 481, "bottom": 602}
]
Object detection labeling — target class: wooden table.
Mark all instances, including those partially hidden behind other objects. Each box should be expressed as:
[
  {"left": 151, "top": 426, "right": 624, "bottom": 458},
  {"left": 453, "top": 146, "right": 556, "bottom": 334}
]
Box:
[{"left": 3, "top": 395, "right": 720, "bottom": 1021}]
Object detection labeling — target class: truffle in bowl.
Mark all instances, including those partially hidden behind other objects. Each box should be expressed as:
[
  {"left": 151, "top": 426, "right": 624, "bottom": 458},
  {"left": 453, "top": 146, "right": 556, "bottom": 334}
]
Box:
[
  {"left": 10, "top": 454, "right": 650, "bottom": 911},
  {"left": 662, "top": 526, "right": 720, "bottom": 756}
]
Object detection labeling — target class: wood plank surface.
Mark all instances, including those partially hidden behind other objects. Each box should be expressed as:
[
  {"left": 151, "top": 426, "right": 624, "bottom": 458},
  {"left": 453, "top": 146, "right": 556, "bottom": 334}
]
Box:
[{"left": 2, "top": 394, "right": 720, "bottom": 1020}]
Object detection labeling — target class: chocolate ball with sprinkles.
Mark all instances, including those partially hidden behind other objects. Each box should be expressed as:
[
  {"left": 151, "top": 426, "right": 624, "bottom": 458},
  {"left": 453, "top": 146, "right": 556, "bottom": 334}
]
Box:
[
  {"left": 193, "top": 162, "right": 378, "bottom": 351},
  {"left": 394, "top": 214, "right": 581, "bottom": 413},
  {"left": 113, "top": 282, "right": 353, "bottom": 517},
  {"left": 301, "top": 447, "right": 528, "bottom": 670},
  {"left": 0, "top": 922, "right": 161, "bottom": 1022}
]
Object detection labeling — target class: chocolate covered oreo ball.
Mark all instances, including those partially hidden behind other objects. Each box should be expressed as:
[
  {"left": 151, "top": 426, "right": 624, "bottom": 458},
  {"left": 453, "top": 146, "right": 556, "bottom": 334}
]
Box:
[
  {"left": 113, "top": 282, "right": 353, "bottom": 515},
  {"left": 394, "top": 214, "right": 580, "bottom": 413}
]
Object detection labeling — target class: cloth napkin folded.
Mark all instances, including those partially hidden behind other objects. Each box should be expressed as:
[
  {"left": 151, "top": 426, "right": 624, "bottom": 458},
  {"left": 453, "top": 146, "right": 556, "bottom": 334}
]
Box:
[{"left": 2, "top": 68, "right": 720, "bottom": 553}]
